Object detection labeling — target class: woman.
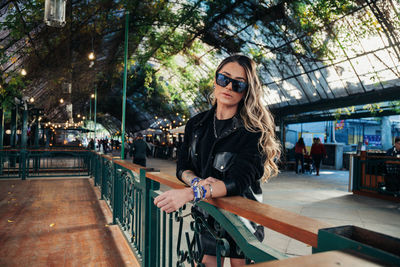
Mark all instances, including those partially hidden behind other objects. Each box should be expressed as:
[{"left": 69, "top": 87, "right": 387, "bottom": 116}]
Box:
[
  {"left": 310, "top": 138, "right": 326, "bottom": 176},
  {"left": 294, "top": 137, "right": 307, "bottom": 174},
  {"left": 154, "top": 55, "right": 281, "bottom": 267}
]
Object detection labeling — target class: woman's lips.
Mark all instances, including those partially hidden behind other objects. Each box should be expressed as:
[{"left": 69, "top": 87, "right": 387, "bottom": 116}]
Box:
[{"left": 222, "top": 92, "right": 232, "bottom": 97}]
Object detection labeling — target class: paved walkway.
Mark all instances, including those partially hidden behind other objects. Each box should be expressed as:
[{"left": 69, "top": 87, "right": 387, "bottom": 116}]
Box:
[
  {"left": 0, "top": 178, "right": 139, "bottom": 267},
  {"left": 146, "top": 157, "right": 400, "bottom": 257}
]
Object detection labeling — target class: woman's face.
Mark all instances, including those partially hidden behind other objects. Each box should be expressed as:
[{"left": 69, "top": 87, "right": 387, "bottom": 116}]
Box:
[{"left": 214, "top": 61, "right": 247, "bottom": 109}]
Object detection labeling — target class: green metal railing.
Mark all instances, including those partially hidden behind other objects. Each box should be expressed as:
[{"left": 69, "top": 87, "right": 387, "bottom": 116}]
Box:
[
  {"left": 0, "top": 149, "right": 91, "bottom": 179},
  {"left": 0, "top": 149, "right": 22, "bottom": 179},
  {"left": 91, "top": 153, "right": 399, "bottom": 266},
  {"left": 92, "top": 155, "right": 290, "bottom": 266}
]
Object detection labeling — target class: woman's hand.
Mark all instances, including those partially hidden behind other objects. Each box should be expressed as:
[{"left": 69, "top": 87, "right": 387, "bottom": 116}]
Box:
[
  {"left": 198, "top": 177, "right": 219, "bottom": 186},
  {"left": 154, "top": 188, "right": 193, "bottom": 213}
]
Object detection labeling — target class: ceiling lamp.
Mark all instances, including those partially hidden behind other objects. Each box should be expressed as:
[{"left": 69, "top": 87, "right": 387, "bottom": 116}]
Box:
[
  {"left": 88, "top": 52, "right": 95, "bottom": 61},
  {"left": 44, "top": 0, "right": 67, "bottom": 27}
]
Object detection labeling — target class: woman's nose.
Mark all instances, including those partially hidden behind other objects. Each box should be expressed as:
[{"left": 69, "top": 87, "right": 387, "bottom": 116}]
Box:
[{"left": 225, "top": 81, "right": 233, "bottom": 91}]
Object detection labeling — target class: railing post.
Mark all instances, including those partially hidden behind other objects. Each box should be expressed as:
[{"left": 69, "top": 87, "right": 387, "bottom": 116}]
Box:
[
  {"left": 101, "top": 157, "right": 106, "bottom": 200},
  {"left": 21, "top": 109, "right": 28, "bottom": 149},
  {"left": 0, "top": 108, "right": 4, "bottom": 174},
  {"left": 20, "top": 149, "right": 27, "bottom": 180},
  {"left": 142, "top": 168, "right": 160, "bottom": 267},
  {"left": 113, "top": 167, "right": 123, "bottom": 225},
  {"left": 10, "top": 107, "right": 17, "bottom": 167}
]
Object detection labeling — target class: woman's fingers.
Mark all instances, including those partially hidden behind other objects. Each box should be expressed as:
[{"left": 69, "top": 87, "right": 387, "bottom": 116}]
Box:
[
  {"left": 153, "top": 189, "right": 190, "bottom": 213},
  {"left": 204, "top": 177, "right": 219, "bottom": 183}
]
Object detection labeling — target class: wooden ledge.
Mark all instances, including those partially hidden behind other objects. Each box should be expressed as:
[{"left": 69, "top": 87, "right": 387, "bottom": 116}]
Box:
[
  {"left": 146, "top": 171, "right": 186, "bottom": 189},
  {"left": 208, "top": 196, "right": 331, "bottom": 247},
  {"left": 100, "top": 154, "right": 114, "bottom": 160},
  {"left": 144, "top": 171, "right": 331, "bottom": 247},
  {"left": 251, "top": 250, "right": 383, "bottom": 266},
  {"left": 102, "top": 158, "right": 332, "bottom": 247},
  {"left": 113, "top": 160, "right": 142, "bottom": 173}
]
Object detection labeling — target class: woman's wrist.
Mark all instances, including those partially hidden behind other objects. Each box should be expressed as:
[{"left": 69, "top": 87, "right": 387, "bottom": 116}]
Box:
[{"left": 185, "top": 187, "right": 194, "bottom": 202}]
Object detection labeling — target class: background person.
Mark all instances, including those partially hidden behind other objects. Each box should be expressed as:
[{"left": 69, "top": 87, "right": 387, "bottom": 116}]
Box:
[
  {"left": 154, "top": 55, "right": 280, "bottom": 267},
  {"left": 386, "top": 136, "right": 400, "bottom": 157},
  {"left": 132, "top": 133, "right": 147, "bottom": 167},
  {"left": 310, "top": 138, "right": 327, "bottom": 176},
  {"left": 384, "top": 136, "right": 400, "bottom": 194},
  {"left": 294, "top": 137, "right": 307, "bottom": 174}
]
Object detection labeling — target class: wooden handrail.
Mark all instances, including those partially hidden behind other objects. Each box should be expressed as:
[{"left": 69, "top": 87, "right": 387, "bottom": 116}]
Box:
[
  {"left": 103, "top": 154, "right": 332, "bottom": 247},
  {"left": 0, "top": 149, "right": 90, "bottom": 152},
  {"left": 113, "top": 160, "right": 142, "bottom": 174},
  {"left": 143, "top": 170, "right": 331, "bottom": 247}
]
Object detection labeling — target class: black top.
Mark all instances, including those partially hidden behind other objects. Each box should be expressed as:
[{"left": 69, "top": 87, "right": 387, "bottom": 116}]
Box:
[
  {"left": 133, "top": 139, "right": 147, "bottom": 159},
  {"left": 177, "top": 106, "right": 264, "bottom": 197},
  {"left": 198, "top": 116, "right": 233, "bottom": 173}
]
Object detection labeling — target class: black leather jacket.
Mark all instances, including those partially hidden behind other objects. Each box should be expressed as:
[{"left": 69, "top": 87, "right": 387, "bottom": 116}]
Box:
[{"left": 177, "top": 106, "right": 264, "bottom": 199}]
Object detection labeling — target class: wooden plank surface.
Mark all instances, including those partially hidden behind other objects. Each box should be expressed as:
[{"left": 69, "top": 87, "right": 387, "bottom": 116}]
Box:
[
  {"left": 251, "top": 250, "right": 383, "bottom": 267},
  {"left": 0, "top": 178, "right": 139, "bottom": 267}
]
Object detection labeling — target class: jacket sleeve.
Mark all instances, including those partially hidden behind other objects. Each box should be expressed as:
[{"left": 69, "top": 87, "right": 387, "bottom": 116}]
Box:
[
  {"left": 223, "top": 132, "right": 264, "bottom": 196},
  {"left": 176, "top": 118, "right": 194, "bottom": 182}
]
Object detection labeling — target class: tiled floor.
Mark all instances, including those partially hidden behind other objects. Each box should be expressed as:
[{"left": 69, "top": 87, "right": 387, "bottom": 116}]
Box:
[
  {"left": 146, "top": 157, "right": 400, "bottom": 257},
  {"left": 0, "top": 178, "right": 139, "bottom": 267}
]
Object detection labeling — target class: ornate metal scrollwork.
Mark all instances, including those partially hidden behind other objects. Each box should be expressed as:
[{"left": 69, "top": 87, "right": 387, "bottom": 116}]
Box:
[
  {"left": 104, "top": 161, "right": 113, "bottom": 202},
  {"left": 174, "top": 204, "right": 231, "bottom": 267},
  {"left": 121, "top": 171, "right": 134, "bottom": 232}
]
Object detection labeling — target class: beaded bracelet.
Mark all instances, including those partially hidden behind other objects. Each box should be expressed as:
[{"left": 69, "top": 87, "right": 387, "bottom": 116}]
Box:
[
  {"left": 192, "top": 185, "right": 207, "bottom": 203},
  {"left": 190, "top": 177, "right": 202, "bottom": 187}
]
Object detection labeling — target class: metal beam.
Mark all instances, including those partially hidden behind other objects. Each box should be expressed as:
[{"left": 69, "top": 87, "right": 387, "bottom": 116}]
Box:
[
  {"left": 271, "top": 86, "right": 400, "bottom": 117},
  {"left": 283, "top": 109, "right": 400, "bottom": 124}
]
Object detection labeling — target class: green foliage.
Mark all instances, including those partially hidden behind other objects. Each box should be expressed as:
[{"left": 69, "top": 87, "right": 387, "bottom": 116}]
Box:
[
  {"left": 389, "top": 101, "right": 400, "bottom": 114},
  {"left": 363, "top": 103, "right": 384, "bottom": 115},
  {"left": 0, "top": 74, "right": 24, "bottom": 109}
]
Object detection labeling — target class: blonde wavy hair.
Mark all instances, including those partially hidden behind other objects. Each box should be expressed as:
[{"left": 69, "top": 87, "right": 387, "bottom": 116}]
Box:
[{"left": 212, "top": 55, "right": 281, "bottom": 182}]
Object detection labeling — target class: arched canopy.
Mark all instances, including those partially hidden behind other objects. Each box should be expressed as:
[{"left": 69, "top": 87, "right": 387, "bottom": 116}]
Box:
[{"left": 1, "top": 0, "right": 399, "bottom": 131}]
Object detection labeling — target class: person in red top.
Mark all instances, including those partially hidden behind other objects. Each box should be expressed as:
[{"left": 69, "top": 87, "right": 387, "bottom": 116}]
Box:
[
  {"left": 294, "top": 137, "right": 307, "bottom": 174},
  {"left": 310, "top": 138, "right": 327, "bottom": 176}
]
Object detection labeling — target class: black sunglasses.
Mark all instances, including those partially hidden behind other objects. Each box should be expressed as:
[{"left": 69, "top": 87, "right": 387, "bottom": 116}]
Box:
[{"left": 215, "top": 73, "right": 248, "bottom": 93}]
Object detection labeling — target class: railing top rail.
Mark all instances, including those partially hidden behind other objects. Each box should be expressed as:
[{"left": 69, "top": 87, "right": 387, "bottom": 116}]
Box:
[
  {"left": 28, "top": 149, "right": 91, "bottom": 152},
  {"left": 113, "top": 159, "right": 142, "bottom": 173},
  {"left": 355, "top": 155, "right": 400, "bottom": 160},
  {"left": 104, "top": 152, "right": 332, "bottom": 247},
  {"left": 0, "top": 149, "right": 90, "bottom": 152},
  {"left": 145, "top": 169, "right": 331, "bottom": 247}
]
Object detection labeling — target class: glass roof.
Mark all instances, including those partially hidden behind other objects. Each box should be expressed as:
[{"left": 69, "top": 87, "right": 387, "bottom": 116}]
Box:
[{"left": 1, "top": 0, "right": 399, "bottom": 132}]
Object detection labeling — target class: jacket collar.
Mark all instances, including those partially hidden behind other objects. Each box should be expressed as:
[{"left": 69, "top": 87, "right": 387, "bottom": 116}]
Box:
[{"left": 195, "top": 104, "right": 244, "bottom": 130}]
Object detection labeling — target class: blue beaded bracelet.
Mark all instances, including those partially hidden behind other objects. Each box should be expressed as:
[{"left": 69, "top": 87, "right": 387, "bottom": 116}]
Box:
[
  {"left": 192, "top": 185, "right": 207, "bottom": 203},
  {"left": 190, "top": 177, "right": 201, "bottom": 187}
]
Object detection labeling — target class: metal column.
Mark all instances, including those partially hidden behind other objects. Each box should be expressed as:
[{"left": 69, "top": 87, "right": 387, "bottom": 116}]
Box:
[
  {"left": 121, "top": 11, "right": 129, "bottom": 160},
  {"left": 21, "top": 109, "right": 28, "bottom": 148}
]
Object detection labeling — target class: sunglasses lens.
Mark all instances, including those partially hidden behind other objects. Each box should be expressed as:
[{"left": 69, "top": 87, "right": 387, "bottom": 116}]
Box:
[
  {"left": 216, "top": 73, "right": 230, "bottom": 87},
  {"left": 232, "top": 81, "right": 248, "bottom": 93},
  {"left": 216, "top": 73, "right": 248, "bottom": 93}
]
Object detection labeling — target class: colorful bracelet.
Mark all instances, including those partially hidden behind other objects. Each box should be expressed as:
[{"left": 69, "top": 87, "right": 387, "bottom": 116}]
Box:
[
  {"left": 192, "top": 185, "right": 207, "bottom": 203},
  {"left": 190, "top": 177, "right": 202, "bottom": 187},
  {"left": 208, "top": 184, "right": 213, "bottom": 199}
]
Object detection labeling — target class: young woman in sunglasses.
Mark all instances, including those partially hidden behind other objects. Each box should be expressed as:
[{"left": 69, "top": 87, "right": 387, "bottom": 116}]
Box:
[{"left": 154, "top": 55, "right": 280, "bottom": 267}]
